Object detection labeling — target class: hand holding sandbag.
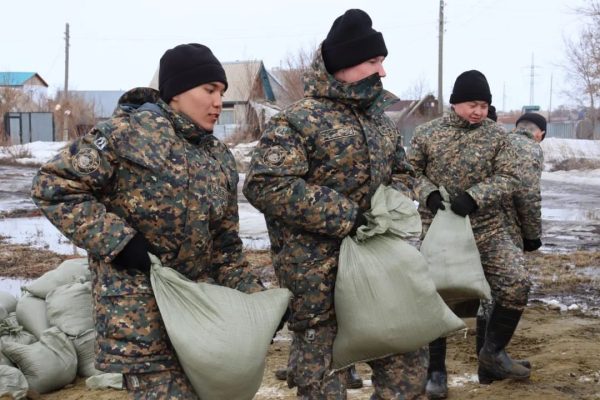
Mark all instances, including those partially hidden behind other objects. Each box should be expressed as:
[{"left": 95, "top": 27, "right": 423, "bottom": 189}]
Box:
[
  {"left": 112, "top": 233, "right": 151, "bottom": 275},
  {"left": 523, "top": 238, "right": 542, "bottom": 252},
  {"left": 426, "top": 191, "right": 446, "bottom": 215},
  {"left": 450, "top": 192, "right": 478, "bottom": 217}
]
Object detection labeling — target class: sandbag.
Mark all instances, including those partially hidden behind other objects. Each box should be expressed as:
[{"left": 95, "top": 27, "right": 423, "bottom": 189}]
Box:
[
  {"left": 0, "top": 291, "right": 17, "bottom": 314},
  {"left": 24, "top": 258, "right": 90, "bottom": 298},
  {"left": 0, "top": 365, "right": 28, "bottom": 399},
  {"left": 0, "top": 306, "right": 7, "bottom": 322},
  {"left": 420, "top": 188, "right": 491, "bottom": 304},
  {"left": 0, "top": 313, "right": 36, "bottom": 348},
  {"left": 2, "top": 327, "right": 77, "bottom": 394},
  {"left": 333, "top": 185, "right": 465, "bottom": 370},
  {"left": 71, "top": 329, "right": 100, "bottom": 377},
  {"left": 46, "top": 281, "right": 94, "bottom": 336},
  {"left": 15, "top": 294, "right": 49, "bottom": 339},
  {"left": 150, "top": 255, "right": 290, "bottom": 400},
  {"left": 86, "top": 373, "right": 124, "bottom": 390}
]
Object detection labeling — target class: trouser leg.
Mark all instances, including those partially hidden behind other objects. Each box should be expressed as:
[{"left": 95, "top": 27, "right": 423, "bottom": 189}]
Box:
[{"left": 368, "top": 346, "right": 428, "bottom": 400}]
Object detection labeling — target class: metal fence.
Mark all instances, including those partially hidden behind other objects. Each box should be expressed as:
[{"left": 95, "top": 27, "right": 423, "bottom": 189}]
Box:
[{"left": 3, "top": 112, "right": 55, "bottom": 144}]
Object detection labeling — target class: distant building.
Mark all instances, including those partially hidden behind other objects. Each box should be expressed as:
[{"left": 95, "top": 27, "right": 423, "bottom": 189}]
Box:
[{"left": 0, "top": 72, "right": 49, "bottom": 104}]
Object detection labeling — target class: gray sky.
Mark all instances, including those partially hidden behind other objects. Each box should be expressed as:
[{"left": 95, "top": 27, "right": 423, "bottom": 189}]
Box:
[{"left": 0, "top": 0, "right": 588, "bottom": 111}]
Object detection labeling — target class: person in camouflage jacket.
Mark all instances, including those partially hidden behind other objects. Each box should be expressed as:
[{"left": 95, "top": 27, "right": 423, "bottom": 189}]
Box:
[
  {"left": 244, "top": 9, "right": 426, "bottom": 400},
  {"left": 31, "top": 44, "right": 263, "bottom": 399},
  {"left": 409, "top": 70, "right": 532, "bottom": 398}
]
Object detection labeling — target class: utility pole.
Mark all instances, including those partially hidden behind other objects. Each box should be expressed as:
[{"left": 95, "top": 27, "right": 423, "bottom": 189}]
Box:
[
  {"left": 437, "top": 0, "right": 444, "bottom": 115},
  {"left": 63, "top": 23, "right": 70, "bottom": 141},
  {"left": 548, "top": 73, "right": 553, "bottom": 122},
  {"left": 502, "top": 82, "right": 506, "bottom": 112},
  {"left": 529, "top": 53, "right": 535, "bottom": 105}
]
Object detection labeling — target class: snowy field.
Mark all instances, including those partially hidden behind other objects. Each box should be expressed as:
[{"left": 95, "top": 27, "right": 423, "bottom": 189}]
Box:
[{"left": 0, "top": 138, "right": 598, "bottom": 257}]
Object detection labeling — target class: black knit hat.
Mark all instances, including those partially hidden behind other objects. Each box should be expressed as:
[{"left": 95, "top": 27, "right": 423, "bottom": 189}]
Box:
[
  {"left": 487, "top": 105, "right": 497, "bottom": 122},
  {"left": 449, "top": 70, "right": 492, "bottom": 105},
  {"left": 322, "top": 9, "right": 388, "bottom": 74},
  {"left": 516, "top": 112, "right": 547, "bottom": 139},
  {"left": 159, "top": 43, "right": 228, "bottom": 103}
]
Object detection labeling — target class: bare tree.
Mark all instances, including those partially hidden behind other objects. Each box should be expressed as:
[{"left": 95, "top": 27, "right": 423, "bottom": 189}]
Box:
[
  {"left": 401, "top": 75, "right": 431, "bottom": 101},
  {"left": 274, "top": 46, "right": 316, "bottom": 107}
]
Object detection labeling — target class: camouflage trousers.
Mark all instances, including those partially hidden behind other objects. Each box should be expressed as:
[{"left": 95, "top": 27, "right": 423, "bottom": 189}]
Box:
[
  {"left": 476, "top": 230, "right": 531, "bottom": 311},
  {"left": 124, "top": 369, "right": 198, "bottom": 399},
  {"left": 288, "top": 323, "right": 428, "bottom": 400},
  {"left": 91, "top": 260, "right": 177, "bottom": 373}
]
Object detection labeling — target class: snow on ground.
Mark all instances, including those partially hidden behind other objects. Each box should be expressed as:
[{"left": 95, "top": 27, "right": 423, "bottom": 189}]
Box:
[
  {"left": 0, "top": 141, "right": 66, "bottom": 164},
  {"left": 541, "top": 138, "right": 600, "bottom": 169},
  {"left": 541, "top": 168, "right": 600, "bottom": 186}
]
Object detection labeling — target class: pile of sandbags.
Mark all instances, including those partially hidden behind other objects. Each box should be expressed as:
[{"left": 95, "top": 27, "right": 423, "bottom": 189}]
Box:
[{"left": 0, "top": 257, "right": 114, "bottom": 396}]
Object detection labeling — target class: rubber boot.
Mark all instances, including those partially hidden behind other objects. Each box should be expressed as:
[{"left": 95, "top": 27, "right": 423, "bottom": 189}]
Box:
[
  {"left": 274, "top": 368, "right": 288, "bottom": 381},
  {"left": 478, "top": 304, "right": 530, "bottom": 381},
  {"left": 426, "top": 337, "right": 448, "bottom": 399},
  {"left": 345, "top": 364, "right": 363, "bottom": 389}
]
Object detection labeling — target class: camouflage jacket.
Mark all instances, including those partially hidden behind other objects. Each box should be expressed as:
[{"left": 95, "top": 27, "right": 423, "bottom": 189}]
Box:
[
  {"left": 409, "top": 110, "right": 519, "bottom": 239},
  {"left": 31, "top": 87, "right": 262, "bottom": 292},
  {"left": 243, "top": 50, "right": 414, "bottom": 268},
  {"left": 502, "top": 129, "right": 544, "bottom": 247}
]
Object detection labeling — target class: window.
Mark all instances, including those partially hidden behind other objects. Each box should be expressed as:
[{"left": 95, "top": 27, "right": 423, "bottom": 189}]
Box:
[{"left": 218, "top": 109, "right": 235, "bottom": 125}]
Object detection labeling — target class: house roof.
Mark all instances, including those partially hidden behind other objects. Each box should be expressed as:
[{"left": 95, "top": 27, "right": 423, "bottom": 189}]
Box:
[
  {"left": 0, "top": 72, "right": 48, "bottom": 87},
  {"left": 70, "top": 90, "right": 125, "bottom": 119}
]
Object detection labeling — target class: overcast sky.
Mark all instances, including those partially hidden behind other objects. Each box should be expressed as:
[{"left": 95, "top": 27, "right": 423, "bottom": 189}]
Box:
[{"left": 0, "top": 0, "right": 589, "bottom": 111}]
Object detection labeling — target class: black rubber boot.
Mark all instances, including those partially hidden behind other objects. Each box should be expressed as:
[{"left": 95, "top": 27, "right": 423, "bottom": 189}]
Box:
[
  {"left": 426, "top": 337, "right": 448, "bottom": 399},
  {"left": 478, "top": 304, "right": 530, "bottom": 381},
  {"left": 345, "top": 364, "right": 363, "bottom": 389},
  {"left": 477, "top": 314, "right": 531, "bottom": 384}
]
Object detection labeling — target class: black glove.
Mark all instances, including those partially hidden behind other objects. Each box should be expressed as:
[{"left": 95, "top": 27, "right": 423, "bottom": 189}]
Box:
[
  {"left": 523, "top": 238, "right": 542, "bottom": 252},
  {"left": 450, "top": 192, "right": 478, "bottom": 217},
  {"left": 426, "top": 191, "right": 446, "bottom": 215},
  {"left": 272, "top": 307, "right": 291, "bottom": 343},
  {"left": 348, "top": 210, "right": 368, "bottom": 237},
  {"left": 112, "top": 233, "right": 152, "bottom": 275}
]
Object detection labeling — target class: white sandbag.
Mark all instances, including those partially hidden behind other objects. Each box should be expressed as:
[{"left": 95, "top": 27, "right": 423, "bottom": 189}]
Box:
[
  {"left": 420, "top": 188, "right": 491, "bottom": 304},
  {"left": 15, "top": 294, "right": 49, "bottom": 339},
  {"left": 150, "top": 255, "right": 290, "bottom": 400},
  {"left": 0, "top": 292, "right": 17, "bottom": 314},
  {"left": 0, "top": 306, "right": 7, "bottom": 322},
  {"left": 24, "top": 258, "right": 90, "bottom": 298},
  {"left": 0, "top": 365, "right": 28, "bottom": 399},
  {"left": 46, "top": 281, "right": 94, "bottom": 336},
  {"left": 333, "top": 185, "right": 465, "bottom": 369},
  {"left": 71, "top": 329, "right": 100, "bottom": 377},
  {"left": 0, "top": 348, "right": 14, "bottom": 367},
  {"left": 2, "top": 327, "right": 77, "bottom": 394},
  {"left": 86, "top": 373, "right": 123, "bottom": 390},
  {"left": 0, "top": 313, "right": 37, "bottom": 348}
]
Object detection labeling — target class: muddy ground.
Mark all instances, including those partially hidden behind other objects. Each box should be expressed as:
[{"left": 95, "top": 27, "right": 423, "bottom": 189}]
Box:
[{"left": 0, "top": 243, "right": 598, "bottom": 400}]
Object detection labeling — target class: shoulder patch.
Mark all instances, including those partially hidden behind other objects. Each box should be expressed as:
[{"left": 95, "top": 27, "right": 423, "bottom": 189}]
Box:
[
  {"left": 71, "top": 147, "right": 100, "bottom": 175},
  {"left": 263, "top": 146, "right": 287, "bottom": 167}
]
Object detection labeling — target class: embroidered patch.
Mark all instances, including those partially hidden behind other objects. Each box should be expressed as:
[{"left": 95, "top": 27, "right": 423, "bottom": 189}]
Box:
[
  {"left": 320, "top": 127, "right": 357, "bottom": 142},
  {"left": 71, "top": 147, "right": 100, "bottom": 175},
  {"left": 263, "top": 146, "right": 287, "bottom": 167},
  {"left": 94, "top": 136, "right": 108, "bottom": 150}
]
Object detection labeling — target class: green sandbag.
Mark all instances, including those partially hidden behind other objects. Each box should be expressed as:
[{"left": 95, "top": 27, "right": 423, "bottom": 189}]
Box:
[
  {"left": 0, "top": 313, "right": 37, "bottom": 349},
  {"left": 3, "top": 326, "right": 77, "bottom": 394},
  {"left": 420, "top": 188, "right": 491, "bottom": 304},
  {"left": 333, "top": 185, "right": 465, "bottom": 370},
  {"left": 86, "top": 373, "right": 124, "bottom": 390},
  {"left": 24, "top": 258, "right": 90, "bottom": 299},
  {"left": 71, "top": 329, "right": 100, "bottom": 377},
  {"left": 46, "top": 282, "right": 94, "bottom": 337},
  {"left": 0, "top": 291, "right": 17, "bottom": 314},
  {"left": 150, "top": 255, "right": 290, "bottom": 400},
  {"left": 0, "top": 365, "right": 28, "bottom": 399},
  {"left": 15, "top": 294, "right": 50, "bottom": 339}
]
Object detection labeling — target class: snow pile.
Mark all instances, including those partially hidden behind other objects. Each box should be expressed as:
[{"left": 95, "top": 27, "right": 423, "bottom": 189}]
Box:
[
  {"left": 0, "top": 142, "right": 66, "bottom": 165},
  {"left": 541, "top": 138, "right": 600, "bottom": 168}
]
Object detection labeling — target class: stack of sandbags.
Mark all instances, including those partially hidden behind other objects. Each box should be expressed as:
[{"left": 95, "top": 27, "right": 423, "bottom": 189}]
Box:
[{"left": 0, "top": 365, "right": 28, "bottom": 399}]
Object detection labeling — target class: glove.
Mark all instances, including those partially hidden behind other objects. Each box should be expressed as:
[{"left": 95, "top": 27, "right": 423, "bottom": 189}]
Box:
[
  {"left": 348, "top": 210, "right": 368, "bottom": 237},
  {"left": 450, "top": 192, "right": 478, "bottom": 217},
  {"left": 112, "top": 233, "right": 152, "bottom": 275},
  {"left": 426, "top": 191, "right": 446, "bottom": 215},
  {"left": 523, "top": 238, "right": 542, "bottom": 252},
  {"left": 272, "top": 307, "right": 291, "bottom": 343}
]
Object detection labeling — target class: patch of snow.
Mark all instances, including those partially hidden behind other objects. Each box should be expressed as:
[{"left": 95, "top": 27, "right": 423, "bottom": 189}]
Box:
[
  {"left": 542, "top": 169, "right": 600, "bottom": 186},
  {"left": 0, "top": 277, "right": 31, "bottom": 298},
  {"left": 541, "top": 138, "right": 600, "bottom": 167},
  {"left": 0, "top": 141, "right": 67, "bottom": 164},
  {"left": 449, "top": 373, "right": 479, "bottom": 387}
]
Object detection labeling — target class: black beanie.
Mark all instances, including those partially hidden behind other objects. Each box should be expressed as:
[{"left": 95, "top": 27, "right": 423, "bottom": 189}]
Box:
[
  {"left": 516, "top": 113, "right": 547, "bottom": 139},
  {"left": 487, "top": 105, "right": 497, "bottom": 122},
  {"left": 322, "top": 9, "right": 388, "bottom": 74},
  {"left": 449, "top": 70, "right": 492, "bottom": 105},
  {"left": 159, "top": 43, "right": 228, "bottom": 103}
]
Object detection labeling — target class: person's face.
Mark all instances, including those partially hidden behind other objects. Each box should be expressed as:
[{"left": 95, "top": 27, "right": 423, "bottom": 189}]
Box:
[
  {"left": 453, "top": 101, "right": 489, "bottom": 124},
  {"left": 516, "top": 121, "right": 544, "bottom": 143},
  {"left": 169, "top": 82, "right": 226, "bottom": 131},
  {"left": 333, "top": 56, "right": 386, "bottom": 83}
]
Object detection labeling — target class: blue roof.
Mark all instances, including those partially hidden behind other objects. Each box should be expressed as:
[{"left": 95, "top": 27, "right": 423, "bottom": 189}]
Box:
[{"left": 0, "top": 72, "right": 38, "bottom": 86}]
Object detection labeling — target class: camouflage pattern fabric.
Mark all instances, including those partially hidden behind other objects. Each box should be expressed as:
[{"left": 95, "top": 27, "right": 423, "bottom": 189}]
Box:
[
  {"left": 124, "top": 368, "right": 198, "bottom": 399},
  {"left": 409, "top": 110, "right": 530, "bottom": 311},
  {"left": 501, "top": 128, "right": 544, "bottom": 249},
  {"left": 31, "top": 87, "right": 263, "bottom": 375},
  {"left": 243, "top": 48, "right": 422, "bottom": 398}
]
